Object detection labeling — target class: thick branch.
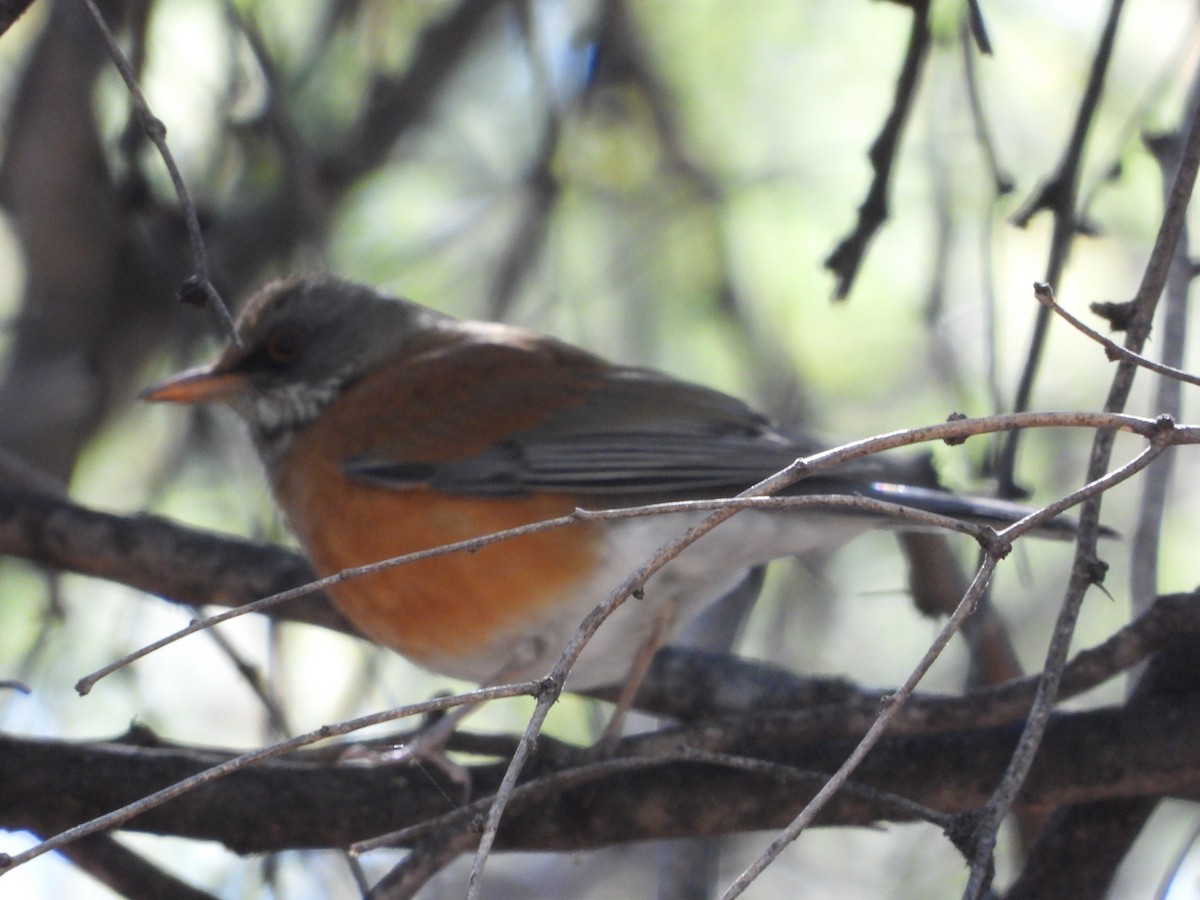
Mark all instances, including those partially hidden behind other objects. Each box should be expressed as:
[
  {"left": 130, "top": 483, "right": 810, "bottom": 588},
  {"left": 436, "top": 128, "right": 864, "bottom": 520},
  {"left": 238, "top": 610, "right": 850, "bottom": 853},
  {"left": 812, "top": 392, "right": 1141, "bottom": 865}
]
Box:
[
  {"left": 0, "top": 485, "right": 353, "bottom": 635},
  {"left": 2, "top": 695, "right": 1198, "bottom": 859},
  {"left": 824, "top": 0, "right": 932, "bottom": 299}
]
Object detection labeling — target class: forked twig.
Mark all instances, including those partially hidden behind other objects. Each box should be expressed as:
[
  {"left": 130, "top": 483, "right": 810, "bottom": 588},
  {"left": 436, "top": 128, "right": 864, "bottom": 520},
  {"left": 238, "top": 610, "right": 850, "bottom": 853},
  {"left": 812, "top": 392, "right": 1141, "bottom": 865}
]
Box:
[
  {"left": 78, "top": 0, "right": 237, "bottom": 341},
  {"left": 1033, "top": 282, "right": 1200, "bottom": 387}
]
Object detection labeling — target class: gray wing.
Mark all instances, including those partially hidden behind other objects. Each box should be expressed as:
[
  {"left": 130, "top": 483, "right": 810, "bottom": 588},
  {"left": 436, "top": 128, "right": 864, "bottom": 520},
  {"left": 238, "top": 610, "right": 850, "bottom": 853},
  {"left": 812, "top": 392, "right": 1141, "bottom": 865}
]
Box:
[
  {"left": 340, "top": 356, "right": 1088, "bottom": 535},
  {"left": 343, "top": 365, "right": 887, "bottom": 497}
]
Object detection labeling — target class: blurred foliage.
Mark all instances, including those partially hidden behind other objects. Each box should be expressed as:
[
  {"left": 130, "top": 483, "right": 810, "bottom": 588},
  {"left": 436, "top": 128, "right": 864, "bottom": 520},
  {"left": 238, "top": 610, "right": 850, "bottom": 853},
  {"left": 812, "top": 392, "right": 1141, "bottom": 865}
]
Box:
[{"left": 1, "top": 0, "right": 1199, "bottom": 897}]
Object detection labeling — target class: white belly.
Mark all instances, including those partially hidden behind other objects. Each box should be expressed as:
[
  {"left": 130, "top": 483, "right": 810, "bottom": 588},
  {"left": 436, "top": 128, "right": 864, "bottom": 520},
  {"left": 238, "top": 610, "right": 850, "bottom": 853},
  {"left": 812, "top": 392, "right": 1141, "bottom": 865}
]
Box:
[{"left": 425, "top": 509, "right": 874, "bottom": 690}]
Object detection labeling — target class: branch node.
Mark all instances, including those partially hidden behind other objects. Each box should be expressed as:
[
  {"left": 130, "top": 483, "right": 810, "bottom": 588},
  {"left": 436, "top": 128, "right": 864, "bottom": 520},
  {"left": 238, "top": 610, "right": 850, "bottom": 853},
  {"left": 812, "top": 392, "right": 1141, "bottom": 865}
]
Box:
[
  {"left": 535, "top": 675, "right": 562, "bottom": 706},
  {"left": 1082, "top": 555, "right": 1110, "bottom": 587},
  {"left": 943, "top": 411, "right": 969, "bottom": 445},
  {"left": 143, "top": 114, "right": 167, "bottom": 142},
  {"left": 1090, "top": 300, "right": 1138, "bottom": 332},
  {"left": 979, "top": 529, "right": 1011, "bottom": 560},
  {"left": 943, "top": 810, "right": 983, "bottom": 859},
  {"left": 177, "top": 275, "right": 209, "bottom": 308}
]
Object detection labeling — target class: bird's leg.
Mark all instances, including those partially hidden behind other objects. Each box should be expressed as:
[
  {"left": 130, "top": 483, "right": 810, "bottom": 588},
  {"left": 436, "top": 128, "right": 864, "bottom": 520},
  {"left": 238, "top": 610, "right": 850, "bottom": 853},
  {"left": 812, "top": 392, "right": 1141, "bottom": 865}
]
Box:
[
  {"left": 599, "top": 596, "right": 679, "bottom": 743},
  {"left": 340, "top": 656, "right": 533, "bottom": 803}
]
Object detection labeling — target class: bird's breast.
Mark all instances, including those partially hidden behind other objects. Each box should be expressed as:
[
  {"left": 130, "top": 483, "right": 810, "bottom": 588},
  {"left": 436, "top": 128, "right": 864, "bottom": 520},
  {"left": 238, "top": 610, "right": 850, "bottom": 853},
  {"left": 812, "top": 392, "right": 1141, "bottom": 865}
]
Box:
[{"left": 269, "top": 438, "right": 602, "bottom": 676}]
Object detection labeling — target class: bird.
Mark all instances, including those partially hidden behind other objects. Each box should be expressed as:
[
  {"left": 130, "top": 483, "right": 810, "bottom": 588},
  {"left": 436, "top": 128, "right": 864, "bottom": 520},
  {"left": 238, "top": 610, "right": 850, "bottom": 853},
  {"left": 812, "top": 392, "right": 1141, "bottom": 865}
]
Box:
[{"left": 142, "top": 276, "right": 1073, "bottom": 691}]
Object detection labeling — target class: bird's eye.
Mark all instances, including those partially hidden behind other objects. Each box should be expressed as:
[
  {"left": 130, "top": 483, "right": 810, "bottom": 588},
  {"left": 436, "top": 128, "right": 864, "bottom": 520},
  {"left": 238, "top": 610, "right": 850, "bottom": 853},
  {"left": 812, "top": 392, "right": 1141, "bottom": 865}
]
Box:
[{"left": 264, "top": 325, "right": 304, "bottom": 365}]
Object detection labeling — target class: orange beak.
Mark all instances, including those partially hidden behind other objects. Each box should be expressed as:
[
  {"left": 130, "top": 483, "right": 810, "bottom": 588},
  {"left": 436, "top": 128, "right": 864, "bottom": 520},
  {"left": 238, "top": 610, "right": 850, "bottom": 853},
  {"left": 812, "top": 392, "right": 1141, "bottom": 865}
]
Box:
[{"left": 140, "top": 365, "right": 248, "bottom": 405}]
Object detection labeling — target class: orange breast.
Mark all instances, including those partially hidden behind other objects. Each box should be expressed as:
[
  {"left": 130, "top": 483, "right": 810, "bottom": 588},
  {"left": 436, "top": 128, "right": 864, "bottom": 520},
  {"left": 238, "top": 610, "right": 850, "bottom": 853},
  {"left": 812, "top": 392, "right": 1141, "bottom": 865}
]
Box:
[{"left": 271, "top": 447, "right": 599, "bottom": 671}]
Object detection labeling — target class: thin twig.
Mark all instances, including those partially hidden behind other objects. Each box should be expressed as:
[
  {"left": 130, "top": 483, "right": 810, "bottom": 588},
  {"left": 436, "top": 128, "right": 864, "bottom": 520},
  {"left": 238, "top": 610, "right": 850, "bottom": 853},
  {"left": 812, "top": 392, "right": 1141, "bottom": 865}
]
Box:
[
  {"left": 196, "top": 612, "right": 291, "bottom": 737},
  {"left": 720, "top": 556, "right": 998, "bottom": 900},
  {"left": 997, "top": 0, "right": 1127, "bottom": 496},
  {"left": 964, "top": 0, "right": 992, "bottom": 55},
  {"left": 959, "top": 15, "right": 1012, "bottom": 197},
  {"left": 367, "top": 749, "right": 736, "bottom": 898},
  {"left": 1033, "top": 282, "right": 1200, "bottom": 387},
  {"left": 678, "top": 747, "right": 955, "bottom": 830},
  {"left": 56, "top": 832, "right": 220, "bottom": 900},
  {"left": 359, "top": 750, "right": 700, "bottom": 854},
  {"left": 0, "top": 682, "right": 539, "bottom": 874},
  {"left": 1131, "top": 87, "right": 1200, "bottom": 635},
  {"left": 963, "top": 76, "right": 1200, "bottom": 899},
  {"left": 77, "top": 0, "right": 237, "bottom": 342},
  {"left": 824, "top": 0, "right": 932, "bottom": 299}
]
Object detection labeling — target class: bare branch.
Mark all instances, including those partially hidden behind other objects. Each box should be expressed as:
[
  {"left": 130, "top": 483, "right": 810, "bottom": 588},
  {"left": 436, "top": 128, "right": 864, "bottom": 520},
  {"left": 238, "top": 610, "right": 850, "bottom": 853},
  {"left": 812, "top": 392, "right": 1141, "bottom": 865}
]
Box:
[
  {"left": 824, "top": 0, "right": 932, "bottom": 299},
  {"left": 79, "top": 0, "right": 236, "bottom": 340},
  {"left": 964, "top": 60, "right": 1200, "bottom": 899}
]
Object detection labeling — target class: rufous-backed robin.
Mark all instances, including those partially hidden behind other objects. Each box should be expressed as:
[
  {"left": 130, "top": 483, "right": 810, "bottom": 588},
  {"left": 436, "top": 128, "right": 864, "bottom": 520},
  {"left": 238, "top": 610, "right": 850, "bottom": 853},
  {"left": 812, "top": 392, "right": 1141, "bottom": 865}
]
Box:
[{"left": 143, "top": 277, "right": 1069, "bottom": 689}]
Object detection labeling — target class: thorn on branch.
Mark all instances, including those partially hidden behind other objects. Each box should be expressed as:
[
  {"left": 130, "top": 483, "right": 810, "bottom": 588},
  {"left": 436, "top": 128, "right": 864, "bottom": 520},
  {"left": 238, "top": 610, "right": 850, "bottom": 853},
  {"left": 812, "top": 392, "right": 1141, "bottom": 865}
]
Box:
[
  {"left": 943, "top": 810, "right": 983, "bottom": 859},
  {"left": 142, "top": 114, "right": 166, "bottom": 143},
  {"left": 1082, "top": 556, "right": 1109, "bottom": 587},
  {"left": 118, "top": 723, "right": 163, "bottom": 746},
  {"left": 535, "top": 676, "right": 562, "bottom": 706},
  {"left": 965, "top": 0, "right": 992, "bottom": 55},
  {"left": 943, "top": 412, "right": 969, "bottom": 446},
  {"left": 944, "top": 811, "right": 996, "bottom": 895},
  {"left": 1089, "top": 300, "right": 1138, "bottom": 332},
  {"left": 1153, "top": 413, "right": 1177, "bottom": 433},
  {"left": 1143, "top": 130, "right": 1180, "bottom": 162},
  {"left": 177, "top": 276, "right": 209, "bottom": 308},
  {"left": 1075, "top": 214, "right": 1104, "bottom": 237},
  {"left": 1011, "top": 175, "right": 1064, "bottom": 227},
  {"left": 823, "top": 0, "right": 931, "bottom": 300},
  {"left": 979, "top": 530, "right": 1011, "bottom": 560}
]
